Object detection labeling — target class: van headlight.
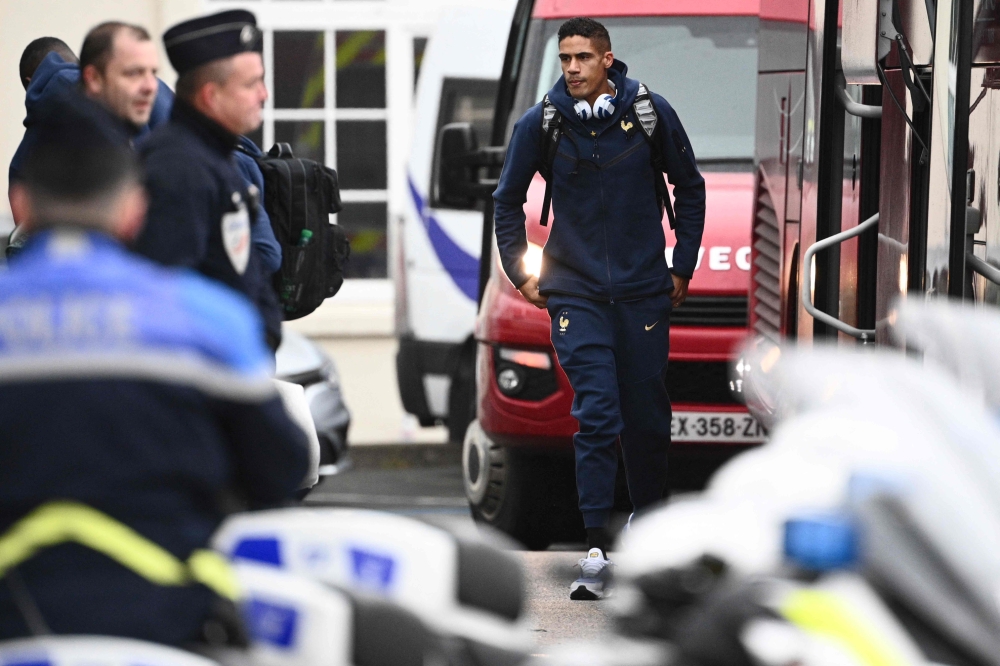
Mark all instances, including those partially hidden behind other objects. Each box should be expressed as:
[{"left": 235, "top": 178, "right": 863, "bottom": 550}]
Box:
[{"left": 523, "top": 242, "right": 543, "bottom": 278}]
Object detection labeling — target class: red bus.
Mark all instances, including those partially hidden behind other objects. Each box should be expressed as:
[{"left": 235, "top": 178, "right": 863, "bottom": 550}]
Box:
[{"left": 743, "top": 0, "right": 1000, "bottom": 424}]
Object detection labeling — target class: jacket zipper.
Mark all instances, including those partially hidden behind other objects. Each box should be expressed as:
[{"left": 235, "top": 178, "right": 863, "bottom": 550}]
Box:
[{"left": 601, "top": 141, "right": 645, "bottom": 169}]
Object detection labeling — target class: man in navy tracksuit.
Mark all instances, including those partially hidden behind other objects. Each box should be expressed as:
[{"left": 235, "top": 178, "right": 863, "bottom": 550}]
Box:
[{"left": 493, "top": 18, "right": 705, "bottom": 599}]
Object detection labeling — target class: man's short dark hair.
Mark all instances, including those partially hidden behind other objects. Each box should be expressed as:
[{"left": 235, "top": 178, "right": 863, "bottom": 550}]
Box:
[
  {"left": 21, "top": 97, "right": 139, "bottom": 229},
  {"left": 557, "top": 17, "right": 612, "bottom": 54},
  {"left": 19, "top": 37, "right": 77, "bottom": 90},
  {"left": 79, "top": 22, "right": 151, "bottom": 76}
]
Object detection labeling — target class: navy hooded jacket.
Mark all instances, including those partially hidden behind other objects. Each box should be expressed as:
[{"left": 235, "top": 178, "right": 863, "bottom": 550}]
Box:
[
  {"left": 493, "top": 60, "right": 706, "bottom": 300},
  {"left": 234, "top": 136, "right": 283, "bottom": 275},
  {"left": 8, "top": 53, "right": 173, "bottom": 189}
]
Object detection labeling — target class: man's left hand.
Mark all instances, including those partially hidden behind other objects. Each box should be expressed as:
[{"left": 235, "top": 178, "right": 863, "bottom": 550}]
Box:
[{"left": 670, "top": 274, "right": 689, "bottom": 308}]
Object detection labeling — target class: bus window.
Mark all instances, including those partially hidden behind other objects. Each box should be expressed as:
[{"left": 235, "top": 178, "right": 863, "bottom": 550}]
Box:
[{"left": 523, "top": 17, "right": 759, "bottom": 169}]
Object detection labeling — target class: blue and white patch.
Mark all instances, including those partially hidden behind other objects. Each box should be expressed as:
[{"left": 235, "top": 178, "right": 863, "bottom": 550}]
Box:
[
  {"left": 244, "top": 598, "right": 299, "bottom": 649},
  {"left": 299, "top": 542, "right": 333, "bottom": 573},
  {"left": 349, "top": 547, "right": 396, "bottom": 591},
  {"left": 3, "top": 660, "right": 52, "bottom": 666},
  {"left": 232, "top": 537, "right": 282, "bottom": 567}
]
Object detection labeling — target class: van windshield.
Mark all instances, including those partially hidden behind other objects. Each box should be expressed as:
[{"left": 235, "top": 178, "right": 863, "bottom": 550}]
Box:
[{"left": 512, "top": 16, "right": 758, "bottom": 166}]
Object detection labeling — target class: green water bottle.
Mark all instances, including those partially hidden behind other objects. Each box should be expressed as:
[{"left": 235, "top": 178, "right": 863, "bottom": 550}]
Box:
[{"left": 289, "top": 229, "right": 313, "bottom": 310}]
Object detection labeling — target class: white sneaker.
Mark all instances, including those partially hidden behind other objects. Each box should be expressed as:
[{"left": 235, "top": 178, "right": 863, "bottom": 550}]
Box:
[{"left": 570, "top": 548, "right": 614, "bottom": 600}]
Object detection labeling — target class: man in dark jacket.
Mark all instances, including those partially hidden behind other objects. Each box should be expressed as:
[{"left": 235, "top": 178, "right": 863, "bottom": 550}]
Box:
[
  {"left": 18, "top": 37, "right": 77, "bottom": 90},
  {"left": 0, "top": 97, "right": 309, "bottom": 645},
  {"left": 8, "top": 34, "right": 173, "bottom": 197},
  {"left": 493, "top": 18, "right": 706, "bottom": 600},
  {"left": 8, "top": 33, "right": 281, "bottom": 271},
  {"left": 135, "top": 10, "right": 283, "bottom": 349}
]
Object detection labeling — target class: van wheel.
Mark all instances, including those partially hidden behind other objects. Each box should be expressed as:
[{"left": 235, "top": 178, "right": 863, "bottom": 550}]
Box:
[{"left": 463, "top": 421, "right": 553, "bottom": 550}]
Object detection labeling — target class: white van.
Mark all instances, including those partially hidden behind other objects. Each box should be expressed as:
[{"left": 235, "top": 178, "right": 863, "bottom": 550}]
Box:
[{"left": 396, "top": 4, "right": 514, "bottom": 442}]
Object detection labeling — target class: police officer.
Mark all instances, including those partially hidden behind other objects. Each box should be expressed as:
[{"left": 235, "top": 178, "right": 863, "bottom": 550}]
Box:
[
  {"left": 135, "top": 10, "right": 282, "bottom": 349},
  {"left": 0, "top": 98, "right": 309, "bottom": 644},
  {"left": 493, "top": 18, "right": 706, "bottom": 600}
]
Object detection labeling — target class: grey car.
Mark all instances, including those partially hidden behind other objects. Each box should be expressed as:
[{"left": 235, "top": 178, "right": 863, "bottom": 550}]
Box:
[{"left": 275, "top": 327, "right": 352, "bottom": 476}]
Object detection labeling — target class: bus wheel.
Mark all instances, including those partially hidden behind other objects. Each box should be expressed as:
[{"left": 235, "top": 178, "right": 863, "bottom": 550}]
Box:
[{"left": 463, "top": 421, "right": 553, "bottom": 551}]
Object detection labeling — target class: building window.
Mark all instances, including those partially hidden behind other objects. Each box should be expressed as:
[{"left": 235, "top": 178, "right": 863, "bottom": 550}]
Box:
[
  {"left": 265, "top": 27, "right": 388, "bottom": 279},
  {"left": 336, "top": 30, "right": 385, "bottom": 108},
  {"left": 337, "top": 121, "right": 386, "bottom": 189},
  {"left": 273, "top": 31, "right": 324, "bottom": 109},
  {"left": 275, "top": 121, "right": 325, "bottom": 163}
]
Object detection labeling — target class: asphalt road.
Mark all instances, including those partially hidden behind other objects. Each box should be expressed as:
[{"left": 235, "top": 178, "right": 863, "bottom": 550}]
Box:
[{"left": 305, "top": 458, "right": 614, "bottom": 649}]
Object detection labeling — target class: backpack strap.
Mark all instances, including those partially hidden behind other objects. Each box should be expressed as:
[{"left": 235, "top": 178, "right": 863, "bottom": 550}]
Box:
[
  {"left": 268, "top": 142, "right": 295, "bottom": 159},
  {"left": 538, "top": 94, "right": 563, "bottom": 227},
  {"left": 633, "top": 83, "right": 677, "bottom": 230}
]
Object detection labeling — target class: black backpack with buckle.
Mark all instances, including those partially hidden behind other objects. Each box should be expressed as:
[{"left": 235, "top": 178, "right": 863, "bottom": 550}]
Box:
[{"left": 244, "top": 142, "right": 350, "bottom": 320}]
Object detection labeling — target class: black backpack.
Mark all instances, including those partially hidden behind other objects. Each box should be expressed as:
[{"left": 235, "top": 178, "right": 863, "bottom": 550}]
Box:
[
  {"left": 538, "top": 83, "right": 677, "bottom": 229},
  {"left": 246, "top": 142, "right": 350, "bottom": 320}
]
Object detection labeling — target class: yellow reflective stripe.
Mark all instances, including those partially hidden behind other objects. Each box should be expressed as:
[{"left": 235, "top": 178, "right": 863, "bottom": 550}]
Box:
[
  {"left": 0, "top": 502, "right": 186, "bottom": 585},
  {"left": 781, "top": 589, "right": 907, "bottom": 666},
  {"left": 0, "top": 501, "right": 239, "bottom": 600},
  {"left": 188, "top": 549, "right": 240, "bottom": 601}
]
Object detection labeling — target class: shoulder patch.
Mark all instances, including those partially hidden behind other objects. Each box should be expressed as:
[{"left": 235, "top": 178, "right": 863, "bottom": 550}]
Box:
[{"left": 222, "top": 196, "right": 251, "bottom": 275}]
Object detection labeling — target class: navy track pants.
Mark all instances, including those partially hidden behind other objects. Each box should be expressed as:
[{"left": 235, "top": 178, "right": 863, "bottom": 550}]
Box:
[{"left": 547, "top": 292, "right": 673, "bottom": 529}]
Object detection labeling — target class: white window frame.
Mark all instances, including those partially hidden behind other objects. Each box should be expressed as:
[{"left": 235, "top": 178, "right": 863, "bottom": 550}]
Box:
[{"left": 264, "top": 26, "right": 390, "bottom": 278}]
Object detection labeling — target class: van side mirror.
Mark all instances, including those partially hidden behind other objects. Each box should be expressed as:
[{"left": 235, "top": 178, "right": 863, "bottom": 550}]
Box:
[
  {"left": 434, "top": 122, "right": 480, "bottom": 209},
  {"left": 432, "top": 122, "right": 507, "bottom": 210}
]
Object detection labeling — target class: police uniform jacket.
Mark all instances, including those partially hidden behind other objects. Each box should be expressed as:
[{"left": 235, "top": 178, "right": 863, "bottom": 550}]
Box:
[
  {"left": 0, "top": 231, "right": 309, "bottom": 645},
  {"left": 136, "top": 99, "right": 283, "bottom": 348},
  {"left": 493, "top": 59, "right": 706, "bottom": 300}
]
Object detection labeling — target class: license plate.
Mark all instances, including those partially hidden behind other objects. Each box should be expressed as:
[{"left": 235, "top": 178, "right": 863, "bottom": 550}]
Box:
[{"left": 671, "top": 411, "right": 766, "bottom": 443}]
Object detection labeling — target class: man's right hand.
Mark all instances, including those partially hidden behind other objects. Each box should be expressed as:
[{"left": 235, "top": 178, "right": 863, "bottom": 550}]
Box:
[{"left": 518, "top": 275, "right": 548, "bottom": 309}]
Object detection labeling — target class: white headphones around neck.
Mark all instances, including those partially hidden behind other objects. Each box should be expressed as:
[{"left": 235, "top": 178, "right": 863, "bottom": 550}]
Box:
[{"left": 573, "top": 81, "right": 617, "bottom": 121}]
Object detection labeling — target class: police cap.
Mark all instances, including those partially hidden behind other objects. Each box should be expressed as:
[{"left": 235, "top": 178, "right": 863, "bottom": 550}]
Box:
[{"left": 163, "top": 10, "right": 262, "bottom": 76}]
